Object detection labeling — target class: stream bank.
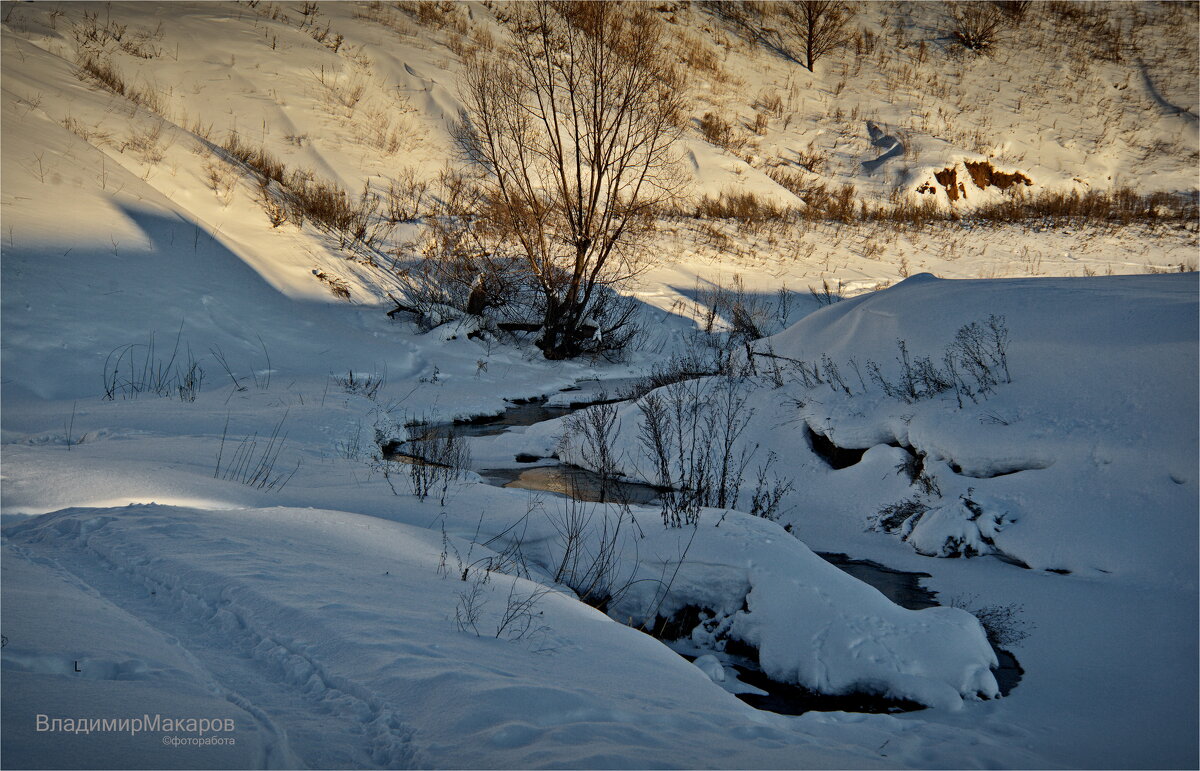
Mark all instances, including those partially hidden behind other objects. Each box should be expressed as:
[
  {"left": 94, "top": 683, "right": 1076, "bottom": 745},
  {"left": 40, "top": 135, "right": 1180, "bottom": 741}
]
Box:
[{"left": 383, "top": 381, "right": 1022, "bottom": 714}]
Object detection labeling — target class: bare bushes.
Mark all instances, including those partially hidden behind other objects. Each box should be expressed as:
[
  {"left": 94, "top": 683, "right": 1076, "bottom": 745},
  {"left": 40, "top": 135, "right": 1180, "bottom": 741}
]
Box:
[
  {"left": 747, "top": 452, "right": 795, "bottom": 521},
  {"left": 332, "top": 367, "right": 386, "bottom": 399},
  {"left": 563, "top": 402, "right": 623, "bottom": 504},
  {"left": 766, "top": 315, "right": 1012, "bottom": 409},
  {"left": 559, "top": 375, "right": 770, "bottom": 529},
  {"left": 765, "top": 168, "right": 856, "bottom": 222},
  {"left": 693, "top": 274, "right": 791, "bottom": 346},
  {"left": 438, "top": 512, "right": 550, "bottom": 641},
  {"left": 398, "top": 171, "right": 530, "bottom": 326},
  {"left": 948, "top": 594, "right": 1033, "bottom": 648},
  {"left": 698, "top": 112, "right": 747, "bottom": 153},
  {"left": 872, "top": 496, "right": 930, "bottom": 534},
  {"left": 696, "top": 191, "right": 790, "bottom": 227},
  {"left": 407, "top": 431, "right": 471, "bottom": 505},
  {"left": 867, "top": 316, "right": 1011, "bottom": 406},
  {"left": 633, "top": 376, "right": 758, "bottom": 527},
  {"left": 947, "top": 2, "right": 1007, "bottom": 52},
  {"left": 378, "top": 427, "right": 472, "bottom": 506},
  {"left": 75, "top": 53, "right": 165, "bottom": 113},
  {"left": 548, "top": 494, "right": 640, "bottom": 611},
  {"left": 287, "top": 176, "right": 394, "bottom": 250},
  {"left": 220, "top": 132, "right": 286, "bottom": 185},
  {"left": 391, "top": 168, "right": 644, "bottom": 360},
  {"left": 383, "top": 169, "right": 429, "bottom": 223}
]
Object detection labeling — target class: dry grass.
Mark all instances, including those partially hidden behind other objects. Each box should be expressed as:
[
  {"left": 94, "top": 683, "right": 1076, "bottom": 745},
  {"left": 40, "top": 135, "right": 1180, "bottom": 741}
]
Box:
[
  {"left": 121, "top": 121, "right": 169, "bottom": 164},
  {"left": 76, "top": 53, "right": 165, "bottom": 114},
  {"left": 221, "top": 131, "right": 287, "bottom": 185},
  {"left": 965, "top": 188, "right": 1198, "bottom": 226},
  {"left": 698, "top": 111, "right": 747, "bottom": 152}
]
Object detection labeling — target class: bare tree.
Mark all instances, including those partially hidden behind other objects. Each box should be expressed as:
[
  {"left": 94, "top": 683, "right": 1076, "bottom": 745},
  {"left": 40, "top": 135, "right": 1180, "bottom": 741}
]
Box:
[
  {"left": 459, "top": 1, "right": 685, "bottom": 359},
  {"left": 780, "top": 0, "right": 851, "bottom": 72}
]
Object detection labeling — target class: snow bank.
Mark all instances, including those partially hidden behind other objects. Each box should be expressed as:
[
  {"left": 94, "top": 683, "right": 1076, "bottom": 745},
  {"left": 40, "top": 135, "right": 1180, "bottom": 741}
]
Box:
[
  {"left": 606, "top": 509, "right": 998, "bottom": 711},
  {"left": 546, "top": 273, "right": 1197, "bottom": 587},
  {"left": 4, "top": 503, "right": 920, "bottom": 769},
  {"left": 767, "top": 273, "right": 1198, "bottom": 585}
]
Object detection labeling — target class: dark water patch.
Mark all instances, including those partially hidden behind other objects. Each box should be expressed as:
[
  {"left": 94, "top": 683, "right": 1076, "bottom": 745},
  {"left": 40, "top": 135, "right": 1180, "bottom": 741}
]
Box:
[
  {"left": 443, "top": 401, "right": 575, "bottom": 439},
  {"left": 480, "top": 465, "right": 665, "bottom": 506},
  {"left": 817, "top": 552, "right": 938, "bottom": 610},
  {"left": 806, "top": 426, "right": 868, "bottom": 469},
  {"left": 732, "top": 664, "right": 927, "bottom": 716},
  {"left": 993, "top": 648, "right": 1023, "bottom": 697},
  {"left": 392, "top": 382, "right": 636, "bottom": 446}
]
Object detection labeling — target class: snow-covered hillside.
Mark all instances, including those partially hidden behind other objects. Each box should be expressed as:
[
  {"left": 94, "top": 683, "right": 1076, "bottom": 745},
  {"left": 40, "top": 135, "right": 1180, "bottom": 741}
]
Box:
[{"left": 2, "top": 2, "right": 1197, "bottom": 769}]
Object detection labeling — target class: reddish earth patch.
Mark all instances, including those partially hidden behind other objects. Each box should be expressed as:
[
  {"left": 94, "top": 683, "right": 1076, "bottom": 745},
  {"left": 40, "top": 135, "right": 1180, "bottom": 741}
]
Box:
[
  {"left": 964, "top": 160, "right": 1033, "bottom": 191},
  {"left": 934, "top": 167, "right": 967, "bottom": 201},
  {"left": 928, "top": 162, "right": 1033, "bottom": 201}
]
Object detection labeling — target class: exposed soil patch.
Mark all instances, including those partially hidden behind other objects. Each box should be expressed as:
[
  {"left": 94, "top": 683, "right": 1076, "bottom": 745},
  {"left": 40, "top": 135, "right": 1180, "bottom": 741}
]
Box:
[
  {"left": 932, "top": 162, "right": 1032, "bottom": 201},
  {"left": 964, "top": 160, "right": 1033, "bottom": 191},
  {"left": 934, "top": 166, "right": 966, "bottom": 201}
]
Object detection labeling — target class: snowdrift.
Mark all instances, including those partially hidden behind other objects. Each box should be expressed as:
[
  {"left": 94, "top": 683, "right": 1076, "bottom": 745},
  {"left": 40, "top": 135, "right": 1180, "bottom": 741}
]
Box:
[
  {"left": 4, "top": 503, "right": 994, "bottom": 769},
  {"left": 542, "top": 273, "right": 1198, "bottom": 587}
]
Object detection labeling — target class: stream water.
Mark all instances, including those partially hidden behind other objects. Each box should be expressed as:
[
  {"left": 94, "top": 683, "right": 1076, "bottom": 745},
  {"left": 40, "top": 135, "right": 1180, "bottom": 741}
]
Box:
[{"left": 384, "top": 383, "right": 1022, "bottom": 713}]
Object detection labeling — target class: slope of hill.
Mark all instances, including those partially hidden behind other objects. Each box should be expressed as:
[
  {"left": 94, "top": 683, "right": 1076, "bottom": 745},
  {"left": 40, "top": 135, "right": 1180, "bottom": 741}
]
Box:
[{"left": 2, "top": 2, "right": 1197, "bottom": 769}]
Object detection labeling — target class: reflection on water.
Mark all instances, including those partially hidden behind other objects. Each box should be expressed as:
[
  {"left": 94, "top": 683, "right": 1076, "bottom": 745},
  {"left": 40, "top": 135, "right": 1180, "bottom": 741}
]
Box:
[{"left": 481, "top": 465, "right": 665, "bottom": 506}]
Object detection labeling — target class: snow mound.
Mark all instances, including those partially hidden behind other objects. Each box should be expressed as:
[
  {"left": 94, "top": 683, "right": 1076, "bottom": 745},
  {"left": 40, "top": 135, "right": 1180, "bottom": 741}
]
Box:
[{"left": 766, "top": 273, "right": 1199, "bottom": 584}]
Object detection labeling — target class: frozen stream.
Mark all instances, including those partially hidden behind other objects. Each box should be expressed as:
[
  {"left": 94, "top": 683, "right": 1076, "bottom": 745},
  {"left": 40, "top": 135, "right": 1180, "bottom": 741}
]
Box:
[{"left": 385, "top": 381, "right": 1021, "bottom": 714}]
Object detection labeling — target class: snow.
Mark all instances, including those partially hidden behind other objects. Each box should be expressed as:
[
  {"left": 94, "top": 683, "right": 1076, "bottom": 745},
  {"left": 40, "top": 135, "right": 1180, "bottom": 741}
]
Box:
[
  {"left": 4, "top": 502, "right": 1012, "bottom": 769},
  {"left": 2, "top": 1, "right": 1197, "bottom": 769}
]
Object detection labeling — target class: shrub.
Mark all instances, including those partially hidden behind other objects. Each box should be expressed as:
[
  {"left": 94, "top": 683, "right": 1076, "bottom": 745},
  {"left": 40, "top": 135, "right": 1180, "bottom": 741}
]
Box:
[
  {"left": 865, "top": 315, "right": 1012, "bottom": 407},
  {"left": 548, "top": 495, "right": 640, "bottom": 611},
  {"left": 221, "top": 131, "right": 287, "bottom": 185},
  {"left": 76, "top": 53, "right": 164, "bottom": 113},
  {"left": 748, "top": 452, "right": 795, "bottom": 521},
  {"left": 378, "top": 426, "right": 471, "bottom": 506},
  {"left": 696, "top": 191, "right": 790, "bottom": 224},
  {"left": 965, "top": 188, "right": 1197, "bottom": 226},
  {"left": 332, "top": 368, "right": 386, "bottom": 399},
  {"left": 698, "top": 112, "right": 746, "bottom": 152},
  {"left": 563, "top": 401, "right": 623, "bottom": 504},
  {"left": 948, "top": 2, "right": 1007, "bottom": 52},
  {"left": 627, "top": 376, "right": 756, "bottom": 527},
  {"left": 949, "top": 594, "right": 1033, "bottom": 648},
  {"left": 873, "top": 496, "right": 929, "bottom": 534}
]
